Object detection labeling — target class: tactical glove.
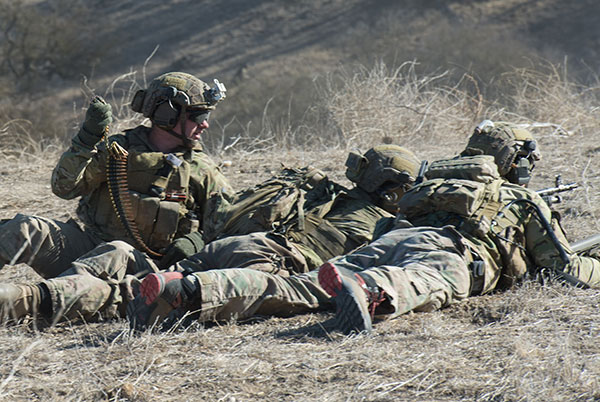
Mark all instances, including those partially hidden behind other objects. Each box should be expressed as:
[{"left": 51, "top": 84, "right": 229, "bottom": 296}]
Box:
[
  {"left": 78, "top": 96, "right": 113, "bottom": 147},
  {"left": 158, "top": 231, "right": 206, "bottom": 270}
]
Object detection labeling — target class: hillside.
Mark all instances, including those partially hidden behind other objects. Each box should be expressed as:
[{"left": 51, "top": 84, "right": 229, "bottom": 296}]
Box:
[
  {"left": 6, "top": 0, "right": 600, "bottom": 143},
  {"left": 0, "top": 1, "right": 599, "bottom": 401}
]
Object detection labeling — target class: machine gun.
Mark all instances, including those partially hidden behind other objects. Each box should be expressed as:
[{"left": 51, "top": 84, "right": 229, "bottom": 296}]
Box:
[{"left": 536, "top": 175, "right": 578, "bottom": 206}]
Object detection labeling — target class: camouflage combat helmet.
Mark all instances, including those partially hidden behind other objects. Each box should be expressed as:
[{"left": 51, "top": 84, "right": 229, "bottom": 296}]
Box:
[
  {"left": 131, "top": 72, "right": 226, "bottom": 130},
  {"left": 461, "top": 120, "right": 541, "bottom": 185},
  {"left": 345, "top": 145, "right": 421, "bottom": 193}
]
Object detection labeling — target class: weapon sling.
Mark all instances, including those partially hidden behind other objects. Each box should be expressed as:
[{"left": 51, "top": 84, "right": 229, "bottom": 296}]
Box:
[
  {"left": 492, "top": 198, "right": 589, "bottom": 289},
  {"left": 105, "top": 134, "right": 164, "bottom": 258}
]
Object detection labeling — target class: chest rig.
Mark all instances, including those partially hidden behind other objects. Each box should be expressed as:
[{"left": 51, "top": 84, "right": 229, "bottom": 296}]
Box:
[{"left": 106, "top": 138, "right": 194, "bottom": 257}]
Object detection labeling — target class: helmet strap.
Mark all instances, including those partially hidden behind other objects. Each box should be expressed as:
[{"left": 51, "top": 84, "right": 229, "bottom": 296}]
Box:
[{"left": 161, "top": 105, "right": 196, "bottom": 148}]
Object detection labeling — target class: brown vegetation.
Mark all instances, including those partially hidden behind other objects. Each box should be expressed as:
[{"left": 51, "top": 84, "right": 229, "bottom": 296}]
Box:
[
  {"left": 0, "top": 1, "right": 599, "bottom": 401},
  {"left": 1, "top": 60, "right": 600, "bottom": 401}
]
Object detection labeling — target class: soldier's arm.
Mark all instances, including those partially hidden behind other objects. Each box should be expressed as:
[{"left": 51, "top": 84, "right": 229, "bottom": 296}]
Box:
[
  {"left": 51, "top": 97, "right": 113, "bottom": 199},
  {"left": 189, "top": 152, "right": 234, "bottom": 224},
  {"left": 524, "top": 193, "right": 600, "bottom": 287}
]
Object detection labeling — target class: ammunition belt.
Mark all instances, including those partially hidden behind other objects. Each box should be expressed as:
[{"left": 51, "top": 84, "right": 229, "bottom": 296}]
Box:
[{"left": 105, "top": 135, "right": 163, "bottom": 258}]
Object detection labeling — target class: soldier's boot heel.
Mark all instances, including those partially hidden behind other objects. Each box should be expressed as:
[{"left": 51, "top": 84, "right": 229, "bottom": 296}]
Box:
[
  {"left": 128, "top": 272, "right": 200, "bottom": 332},
  {"left": 318, "top": 262, "right": 373, "bottom": 334},
  {"left": 139, "top": 272, "right": 184, "bottom": 306}
]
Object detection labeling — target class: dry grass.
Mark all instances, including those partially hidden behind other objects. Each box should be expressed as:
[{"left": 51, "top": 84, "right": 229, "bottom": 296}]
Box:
[{"left": 0, "top": 64, "right": 600, "bottom": 401}]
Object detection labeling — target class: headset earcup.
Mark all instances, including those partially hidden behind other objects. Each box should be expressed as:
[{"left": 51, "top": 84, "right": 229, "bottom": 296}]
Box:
[
  {"left": 130, "top": 90, "right": 146, "bottom": 113},
  {"left": 152, "top": 101, "right": 180, "bottom": 129}
]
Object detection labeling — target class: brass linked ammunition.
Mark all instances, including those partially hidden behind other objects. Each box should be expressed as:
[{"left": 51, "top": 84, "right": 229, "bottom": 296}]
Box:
[{"left": 105, "top": 136, "right": 164, "bottom": 258}]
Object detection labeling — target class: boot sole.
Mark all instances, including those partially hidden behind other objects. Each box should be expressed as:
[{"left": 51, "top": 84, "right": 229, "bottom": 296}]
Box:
[{"left": 318, "top": 262, "right": 372, "bottom": 334}]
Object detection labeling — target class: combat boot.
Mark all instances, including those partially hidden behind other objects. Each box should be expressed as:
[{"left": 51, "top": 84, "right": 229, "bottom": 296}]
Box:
[
  {"left": 0, "top": 283, "right": 42, "bottom": 322},
  {"left": 318, "top": 262, "right": 387, "bottom": 334},
  {"left": 127, "top": 272, "right": 200, "bottom": 332}
]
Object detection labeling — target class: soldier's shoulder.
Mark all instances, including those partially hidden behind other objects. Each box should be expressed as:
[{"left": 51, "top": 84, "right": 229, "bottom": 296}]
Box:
[{"left": 189, "top": 150, "right": 222, "bottom": 172}]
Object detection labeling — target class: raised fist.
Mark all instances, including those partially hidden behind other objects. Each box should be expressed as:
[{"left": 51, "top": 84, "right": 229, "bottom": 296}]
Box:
[{"left": 83, "top": 95, "right": 113, "bottom": 137}]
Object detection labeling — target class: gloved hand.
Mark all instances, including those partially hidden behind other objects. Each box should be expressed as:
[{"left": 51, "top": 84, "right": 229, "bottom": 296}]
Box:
[
  {"left": 78, "top": 95, "right": 113, "bottom": 147},
  {"left": 158, "top": 231, "right": 206, "bottom": 270}
]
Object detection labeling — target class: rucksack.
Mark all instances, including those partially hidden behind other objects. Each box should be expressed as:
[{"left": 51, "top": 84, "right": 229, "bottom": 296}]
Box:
[
  {"left": 203, "top": 166, "right": 342, "bottom": 241},
  {"left": 399, "top": 155, "right": 531, "bottom": 289},
  {"left": 399, "top": 155, "right": 504, "bottom": 233}
]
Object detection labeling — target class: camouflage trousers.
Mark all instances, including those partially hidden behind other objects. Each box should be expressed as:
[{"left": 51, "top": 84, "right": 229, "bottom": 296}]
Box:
[
  {"left": 0, "top": 214, "right": 101, "bottom": 278},
  {"left": 43, "top": 241, "right": 157, "bottom": 320},
  {"left": 31, "top": 231, "right": 311, "bottom": 322},
  {"left": 186, "top": 269, "right": 332, "bottom": 323},
  {"left": 328, "top": 225, "right": 474, "bottom": 319},
  {"left": 180, "top": 226, "right": 474, "bottom": 324},
  {"left": 175, "top": 232, "right": 310, "bottom": 276}
]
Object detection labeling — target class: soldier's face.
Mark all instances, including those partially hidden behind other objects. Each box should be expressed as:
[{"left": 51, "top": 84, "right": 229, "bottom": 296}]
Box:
[
  {"left": 171, "top": 117, "right": 209, "bottom": 143},
  {"left": 184, "top": 118, "right": 209, "bottom": 142}
]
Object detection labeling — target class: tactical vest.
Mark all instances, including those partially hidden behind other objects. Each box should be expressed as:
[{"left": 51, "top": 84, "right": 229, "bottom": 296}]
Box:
[
  {"left": 286, "top": 189, "right": 392, "bottom": 270},
  {"left": 125, "top": 150, "right": 197, "bottom": 249},
  {"left": 399, "top": 155, "right": 532, "bottom": 291},
  {"left": 78, "top": 137, "right": 199, "bottom": 252}
]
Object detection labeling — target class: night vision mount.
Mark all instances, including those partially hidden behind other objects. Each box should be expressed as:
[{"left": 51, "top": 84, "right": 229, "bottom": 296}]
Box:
[{"left": 206, "top": 79, "right": 226, "bottom": 105}]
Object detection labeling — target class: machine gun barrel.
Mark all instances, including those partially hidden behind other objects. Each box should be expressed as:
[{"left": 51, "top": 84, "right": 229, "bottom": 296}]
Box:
[{"left": 536, "top": 175, "right": 578, "bottom": 206}]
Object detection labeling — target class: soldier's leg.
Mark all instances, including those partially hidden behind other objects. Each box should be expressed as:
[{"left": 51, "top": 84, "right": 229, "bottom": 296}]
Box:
[
  {"left": 42, "top": 240, "right": 158, "bottom": 321},
  {"left": 175, "top": 232, "right": 309, "bottom": 276},
  {"left": 319, "top": 227, "right": 473, "bottom": 332},
  {"left": 128, "top": 269, "right": 332, "bottom": 331},
  {"left": 0, "top": 214, "right": 99, "bottom": 278}
]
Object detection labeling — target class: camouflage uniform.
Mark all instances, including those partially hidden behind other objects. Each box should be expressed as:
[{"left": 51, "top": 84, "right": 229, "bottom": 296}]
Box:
[
  {"left": 0, "top": 125, "right": 231, "bottom": 279},
  {"left": 0, "top": 72, "right": 234, "bottom": 323},
  {"left": 131, "top": 162, "right": 600, "bottom": 329},
  {"left": 43, "top": 184, "right": 391, "bottom": 320},
  {"left": 326, "top": 182, "right": 600, "bottom": 322},
  {"left": 70, "top": 145, "right": 417, "bottom": 322},
  {"left": 126, "top": 122, "right": 600, "bottom": 332},
  {"left": 175, "top": 188, "right": 393, "bottom": 276}
]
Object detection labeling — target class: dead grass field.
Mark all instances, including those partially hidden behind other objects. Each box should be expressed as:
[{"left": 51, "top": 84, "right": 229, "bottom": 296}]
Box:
[
  {"left": 1, "top": 62, "right": 600, "bottom": 401},
  {"left": 1, "top": 1, "right": 600, "bottom": 400}
]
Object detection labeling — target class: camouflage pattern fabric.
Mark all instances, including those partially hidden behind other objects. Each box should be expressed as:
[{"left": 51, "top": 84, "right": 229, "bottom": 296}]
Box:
[
  {"left": 328, "top": 225, "right": 472, "bottom": 317},
  {"left": 284, "top": 189, "right": 392, "bottom": 270},
  {"left": 187, "top": 269, "right": 331, "bottom": 323},
  {"left": 175, "top": 232, "right": 309, "bottom": 277},
  {"left": 409, "top": 181, "right": 600, "bottom": 291},
  {"left": 43, "top": 240, "right": 157, "bottom": 320},
  {"left": 172, "top": 189, "right": 392, "bottom": 279},
  {"left": 0, "top": 215, "right": 100, "bottom": 278},
  {"left": 52, "top": 125, "right": 233, "bottom": 250},
  {"left": 0, "top": 125, "right": 232, "bottom": 279},
  {"left": 173, "top": 178, "right": 600, "bottom": 326}
]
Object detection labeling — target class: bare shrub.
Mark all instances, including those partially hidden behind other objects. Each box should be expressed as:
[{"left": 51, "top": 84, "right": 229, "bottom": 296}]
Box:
[
  {"left": 315, "top": 61, "right": 484, "bottom": 158},
  {"left": 0, "top": 0, "right": 114, "bottom": 87}
]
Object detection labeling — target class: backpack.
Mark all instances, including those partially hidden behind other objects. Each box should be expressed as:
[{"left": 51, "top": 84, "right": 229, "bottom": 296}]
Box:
[
  {"left": 398, "top": 155, "right": 504, "bottom": 227},
  {"left": 399, "top": 155, "right": 531, "bottom": 290},
  {"left": 203, "top": 166, "right": 342, "bottom": 241}
]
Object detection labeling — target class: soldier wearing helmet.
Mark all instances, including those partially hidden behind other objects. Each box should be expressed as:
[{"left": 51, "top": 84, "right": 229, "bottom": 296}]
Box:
[
  {"left": 130, "top": 72, "right": 226, "bottom": 150},
  {"left": 127, "top": 124, "right": 600, "bottom": 335},
  {"left": 0, "top": 72, "right": 233, "bottom": 323},
  {"left": 345, "top": 144, "right": 421, "bottom": 213},
  {"left": 127, "top": 145, "right": 426, "bottom": 331},
  {"left": 461, "top": 121, "right": 541, "bottom": 186}
]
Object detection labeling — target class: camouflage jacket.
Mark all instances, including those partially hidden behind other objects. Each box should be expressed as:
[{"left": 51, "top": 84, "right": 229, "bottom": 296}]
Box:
[
  {"left": 51, "top": 125, "right": 233, "bottom": 252},
  {"left": 285, "top": 187, "right": 393, "bottom": 271},
  {"left": 401, "top": 160, "right": 600, "bottom": 291}
]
